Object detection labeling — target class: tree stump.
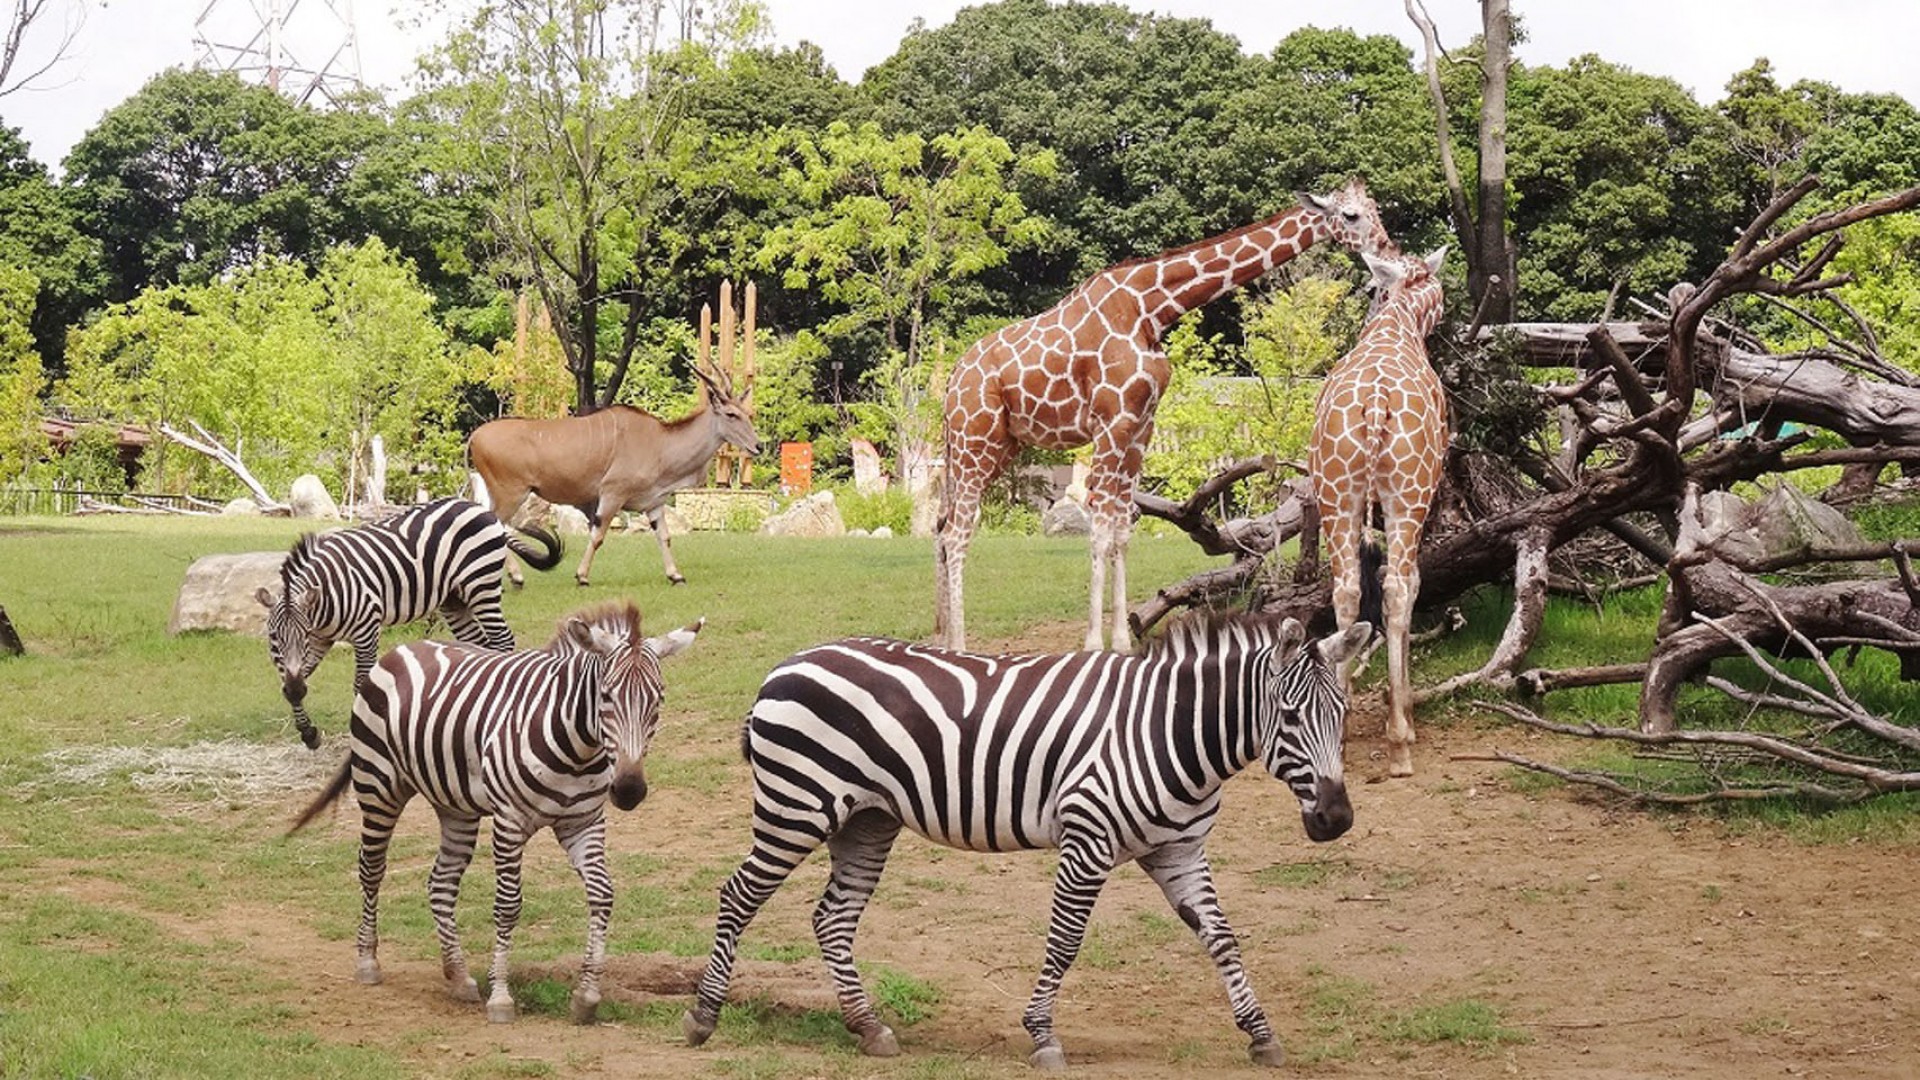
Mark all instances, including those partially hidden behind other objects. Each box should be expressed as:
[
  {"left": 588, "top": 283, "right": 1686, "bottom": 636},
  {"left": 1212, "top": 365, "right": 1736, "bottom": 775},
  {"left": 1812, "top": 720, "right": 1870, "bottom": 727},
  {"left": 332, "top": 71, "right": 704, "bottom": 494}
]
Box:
[{"left": 0, "top": 605, "right": 23, "bottom": 657}]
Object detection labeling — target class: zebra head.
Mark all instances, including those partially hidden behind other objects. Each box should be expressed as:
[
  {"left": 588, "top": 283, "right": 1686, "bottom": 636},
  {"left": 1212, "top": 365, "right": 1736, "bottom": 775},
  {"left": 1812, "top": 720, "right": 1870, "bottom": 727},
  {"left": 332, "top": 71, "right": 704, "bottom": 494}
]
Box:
[
  {"left": 552, "top": 604, "right": 703, "bottom": 812},
  {"left": 254, "top": 536, "right": 333, "bottom": 704},
  {"left": 1258, "top": 618, "right": 1372, "bottom": 843}
]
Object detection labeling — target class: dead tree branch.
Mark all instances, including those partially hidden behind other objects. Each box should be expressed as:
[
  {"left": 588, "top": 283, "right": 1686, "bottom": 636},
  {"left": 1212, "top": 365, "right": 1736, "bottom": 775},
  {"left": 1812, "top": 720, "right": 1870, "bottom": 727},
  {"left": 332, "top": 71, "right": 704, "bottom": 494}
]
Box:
[{"left": 159, "top": 421, "right": 290, "bottom": 515}]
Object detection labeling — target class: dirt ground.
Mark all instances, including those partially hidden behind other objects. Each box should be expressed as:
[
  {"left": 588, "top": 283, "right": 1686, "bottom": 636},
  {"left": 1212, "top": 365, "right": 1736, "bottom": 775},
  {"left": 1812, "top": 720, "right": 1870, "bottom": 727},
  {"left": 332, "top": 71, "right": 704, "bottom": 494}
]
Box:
[{"left": 57, "top": 628, "right": 1920, "bottom": 1079}]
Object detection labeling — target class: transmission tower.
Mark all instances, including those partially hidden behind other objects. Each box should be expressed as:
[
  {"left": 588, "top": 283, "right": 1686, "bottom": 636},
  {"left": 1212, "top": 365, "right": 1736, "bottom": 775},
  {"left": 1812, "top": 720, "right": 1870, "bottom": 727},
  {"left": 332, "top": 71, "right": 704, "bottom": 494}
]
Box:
[{"left": 193, "top": 0, "right": 365, "bottom": 107}]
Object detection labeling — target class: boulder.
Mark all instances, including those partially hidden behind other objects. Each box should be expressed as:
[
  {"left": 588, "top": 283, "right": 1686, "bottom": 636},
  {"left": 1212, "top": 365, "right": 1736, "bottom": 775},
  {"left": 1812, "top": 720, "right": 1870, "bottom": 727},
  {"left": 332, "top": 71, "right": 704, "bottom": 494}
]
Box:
[
  {"left": 871, "top": 525, "right": 894, "bottom": 539},
  {"left": 552, "top": 505, "right": 594, "bottom": 536},
  {"left": 1751, "top": 482, "right": 1865, "bottom": 571},
  {"left": 169, "top": 552, "right": 288, "bottom": 637},
  {"left": 1696, "top": 489, "right": 1765, "bottom": 565},
  {"left": 1042, "top": 497, "right": 1092, "bottom": 537},
  {"left": 851, "top": 438, "right": 889, "bottom": 497},
  {"left": 761, "top": 491, "right": 846, "bottom": 538},
  {"left": 622, "top": 506, "right": 692, "bottom": 537},
  {"left": 221, "top": 497, "right": 261, "bottom": 516},
  {"left": 288, "top": 475, "right": 341, "bottom": 520}
]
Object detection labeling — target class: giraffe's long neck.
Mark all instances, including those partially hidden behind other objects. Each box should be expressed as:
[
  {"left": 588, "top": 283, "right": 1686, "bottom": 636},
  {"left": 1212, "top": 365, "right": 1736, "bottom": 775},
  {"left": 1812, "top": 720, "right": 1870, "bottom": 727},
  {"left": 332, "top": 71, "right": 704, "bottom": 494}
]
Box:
[{"left": 1127, "top": 207, "right": 1325, "bottom": 331}]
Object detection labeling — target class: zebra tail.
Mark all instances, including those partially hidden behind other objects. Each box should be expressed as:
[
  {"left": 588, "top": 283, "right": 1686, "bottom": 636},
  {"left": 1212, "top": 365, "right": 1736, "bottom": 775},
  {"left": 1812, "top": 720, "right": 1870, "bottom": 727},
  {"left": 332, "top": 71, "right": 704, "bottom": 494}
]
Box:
[
  {"left": 1358, "top": 539, "right": 1386, "bottom": 635},
  {"left": 508, "top": 523, "right": 564, "bottom": 572},
  {"left": 287, "top": 754, "right": 353, "bottom": 837}
]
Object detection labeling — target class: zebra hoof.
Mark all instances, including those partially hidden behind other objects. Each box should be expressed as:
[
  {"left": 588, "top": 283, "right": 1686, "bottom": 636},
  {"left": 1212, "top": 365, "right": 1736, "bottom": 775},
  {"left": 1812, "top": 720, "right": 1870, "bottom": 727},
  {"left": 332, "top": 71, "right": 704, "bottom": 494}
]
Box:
[
  {"left": 354, "top": 959, "right": 382, "bottom": 985},
  {"left": 1028, "top": 1043, "right": 1068, "bottom": 1071},
  {"left": 1249, "top": 1039, "right": 1286, "bottom": 1067},
  {"left": 449, "top": 977, "right": 481, "bottom": 1003},
  {"left": 857, "top": 1025, "right": 899, "bottom": 1057},
  {"left": 299, "top": 725, "right": 321, "bottom": 750},
  {"left": 486, "top": 999, "right": 517, "bottom": 1024},
  {"left": 570, "top": 990, "right": 599, "bottom": 1025},
  {"left": 682, "top": 1009, "right": 716, "bottom": 1047}
]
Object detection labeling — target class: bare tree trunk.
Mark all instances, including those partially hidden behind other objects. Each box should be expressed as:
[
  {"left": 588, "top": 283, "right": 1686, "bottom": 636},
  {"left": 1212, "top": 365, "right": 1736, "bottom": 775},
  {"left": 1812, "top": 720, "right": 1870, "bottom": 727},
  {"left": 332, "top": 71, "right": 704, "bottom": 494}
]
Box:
[
  {"left": 1473, "top": 0, "right": 1514, "bottom": 323},
  {"left": 0, "top": 604, "right": 22, "bottom": 657},
  {"left": 158, "top": 422, "right": 289, "bottom": 514},
  {"left": 1405, "top": 0, "right": 1474, "bottom": 258}
]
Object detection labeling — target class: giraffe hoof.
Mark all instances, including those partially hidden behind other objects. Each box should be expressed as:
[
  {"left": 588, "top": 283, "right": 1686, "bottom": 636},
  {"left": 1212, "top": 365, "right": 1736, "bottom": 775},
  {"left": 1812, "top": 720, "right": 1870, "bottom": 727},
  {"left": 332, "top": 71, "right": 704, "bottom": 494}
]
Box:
[
  {"left": 570, "top": 990, "right": 600, "bottom": 1025},
  {"left": 486, "top": 999, "right": 517, "bottom": 1024},
  {"left": 1029, "top": 1043, "right": 1068, "bottom": 1071},
  {"left": 857, "top": 1025, "right": 899, "bottom": 1057},
  {"left": 1249, "top": 1039, "right": 1286, "bottom": 1067},
  {"left": 682, "top": 1008, "right": 717, "bottom": 1046},
  {"left": 448, "top": 976, "right": 480, "bottom": 1003}
]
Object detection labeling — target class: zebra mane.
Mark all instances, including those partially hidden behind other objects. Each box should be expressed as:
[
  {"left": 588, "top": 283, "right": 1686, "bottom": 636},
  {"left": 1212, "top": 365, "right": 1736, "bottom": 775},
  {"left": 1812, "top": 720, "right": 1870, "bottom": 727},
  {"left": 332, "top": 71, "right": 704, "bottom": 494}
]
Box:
[
  {"left": 544, "top": 600, "right": 642, "bottom": 650},
  {"left": 1140, "top": 609, "right": 1296, "bottom": 661},
  {"left": 279, "top": 532, "right": 324, "bottom": 592}
]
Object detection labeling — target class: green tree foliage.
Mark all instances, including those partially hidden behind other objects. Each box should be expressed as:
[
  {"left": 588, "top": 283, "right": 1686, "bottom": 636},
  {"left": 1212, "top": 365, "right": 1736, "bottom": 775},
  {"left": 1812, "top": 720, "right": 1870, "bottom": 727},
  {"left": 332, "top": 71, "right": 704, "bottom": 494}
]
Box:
[
  {"left": 0, "top": 125, "right": 97, "bottom": 376},
  {"left": 0, "top": 265, "right": 45, "bottom": 483},
  {"left": 59, "top": 241, "right": 466, "bottom": 495}
]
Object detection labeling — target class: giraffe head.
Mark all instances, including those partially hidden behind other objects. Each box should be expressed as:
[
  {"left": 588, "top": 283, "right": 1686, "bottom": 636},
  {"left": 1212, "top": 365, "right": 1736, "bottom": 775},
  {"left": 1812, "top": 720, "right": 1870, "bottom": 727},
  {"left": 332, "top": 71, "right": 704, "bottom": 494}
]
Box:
[
  {"left": 1296, "top": 178, "right": 1393, "bottom": 257},
  {"left": 1362, "top": 247, "right": 1447, "bottom": 336}
]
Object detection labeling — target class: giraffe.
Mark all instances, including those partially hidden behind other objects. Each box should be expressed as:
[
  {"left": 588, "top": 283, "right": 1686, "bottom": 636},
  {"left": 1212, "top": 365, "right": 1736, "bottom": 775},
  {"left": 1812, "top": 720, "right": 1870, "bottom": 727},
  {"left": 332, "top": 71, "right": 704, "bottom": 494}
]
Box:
[
  {"left": 935, "top": 178, "right": 1395, "bottom": 653},
  {"left": 1308, "top": 247, "right": 1449, "bottom": 778}
]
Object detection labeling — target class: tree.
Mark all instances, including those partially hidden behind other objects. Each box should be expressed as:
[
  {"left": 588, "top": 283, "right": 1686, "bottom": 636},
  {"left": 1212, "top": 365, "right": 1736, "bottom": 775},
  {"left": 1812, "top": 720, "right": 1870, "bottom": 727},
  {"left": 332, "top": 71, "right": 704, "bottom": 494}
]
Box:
[
  {"left": 0, "top": 0, "right": 89, "bottom": 99},
  {"left": 421, "top": 0, "right": 765, "bottom": 414},
  {"left": 0, "top": 124, "right": 98, "bottom": 375},
  {"left": 755, "top": 121, "right": 1053, "bottom": 471},
  {"left": 0, "top": 265, "right": 44, "bottom": 483}
]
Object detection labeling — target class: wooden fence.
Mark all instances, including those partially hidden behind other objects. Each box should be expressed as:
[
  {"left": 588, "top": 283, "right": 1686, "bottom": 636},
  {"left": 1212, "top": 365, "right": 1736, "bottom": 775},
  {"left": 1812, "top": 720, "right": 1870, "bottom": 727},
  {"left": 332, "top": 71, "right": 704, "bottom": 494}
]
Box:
[{"left": 0, "top": 486, "right": 220, "bottom": 517}]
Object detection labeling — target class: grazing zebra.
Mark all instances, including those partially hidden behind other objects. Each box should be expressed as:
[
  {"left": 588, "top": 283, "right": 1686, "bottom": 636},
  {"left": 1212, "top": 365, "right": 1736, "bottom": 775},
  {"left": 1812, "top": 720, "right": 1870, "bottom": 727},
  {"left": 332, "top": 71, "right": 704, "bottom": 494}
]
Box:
[
  {"left": 254, "top": 497, "right": 562, "bottom": 749},
  {"left": 288, "top": 601, "right": 702, "bottom": 1026},
  {"left": 683, "top": 614, "right": 1372, "bottom": 1070}
]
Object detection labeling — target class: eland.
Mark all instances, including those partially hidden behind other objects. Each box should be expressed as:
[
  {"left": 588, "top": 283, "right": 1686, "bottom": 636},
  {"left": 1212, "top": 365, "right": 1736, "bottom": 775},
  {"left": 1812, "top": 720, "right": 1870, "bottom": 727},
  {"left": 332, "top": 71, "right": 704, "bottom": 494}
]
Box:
[{"left": 470, "top": 364, "right": 761, "bottom": 587}]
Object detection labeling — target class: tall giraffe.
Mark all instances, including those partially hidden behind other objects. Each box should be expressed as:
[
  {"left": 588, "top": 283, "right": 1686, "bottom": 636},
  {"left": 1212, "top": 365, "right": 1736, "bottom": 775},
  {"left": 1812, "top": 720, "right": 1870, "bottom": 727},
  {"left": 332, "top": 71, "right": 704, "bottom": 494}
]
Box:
[
  {"left": 936, "top": 179, "right": 1394, "bottom": 653},
  {"left": 1309, "top": 247, "right": 1449, "bottom": 778}
]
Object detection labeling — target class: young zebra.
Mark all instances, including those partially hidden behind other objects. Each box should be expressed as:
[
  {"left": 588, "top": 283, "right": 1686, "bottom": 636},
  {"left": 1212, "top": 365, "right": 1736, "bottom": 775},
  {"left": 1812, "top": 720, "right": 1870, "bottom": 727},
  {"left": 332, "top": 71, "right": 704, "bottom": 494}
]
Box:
[
  {"left": 683, "top": 614, "right": 1372, "bottom": 1070},
  {"left": 288, "top": 601, "right": 702, "bottom": 1025},
  {"left": 254, "top": 497, "right": 562, "bottom": 748}
]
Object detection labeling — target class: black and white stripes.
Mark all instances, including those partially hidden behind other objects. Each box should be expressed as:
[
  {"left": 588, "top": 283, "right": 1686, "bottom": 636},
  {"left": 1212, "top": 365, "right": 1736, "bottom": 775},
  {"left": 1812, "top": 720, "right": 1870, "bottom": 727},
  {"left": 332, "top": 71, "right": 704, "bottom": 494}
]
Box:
[
  {"left": 289, "top": 601, "right": 701, "bottom": 1025},
  {"left": 684, "top": 613, "right": 1371, "bottom": 1068},
  {"left": 255, "top": 497, "right": 561, "bottom": 748}
]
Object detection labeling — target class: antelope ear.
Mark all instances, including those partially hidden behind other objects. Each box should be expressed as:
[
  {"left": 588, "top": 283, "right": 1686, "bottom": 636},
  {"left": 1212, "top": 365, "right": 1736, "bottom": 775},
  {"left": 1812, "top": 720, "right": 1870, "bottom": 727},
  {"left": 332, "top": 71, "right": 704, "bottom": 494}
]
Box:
[
  {"left": 1316, "top": 624, "right": 1374, "bottom": 668},
  {"left": 647, "top": 616, "right": 704, "bottom": 660},
  {"left": 1423, "top": 246, "right": 1448, "bottom": 276},
  {"left": 1298, "top": 190, "right": 1334, "bottom": 214},
  {"left": 1364, "top": 251, "right": 1406, "bottom": 291},
  {"left": 254, "top": 586, "right": 275, "bottom": 609}
]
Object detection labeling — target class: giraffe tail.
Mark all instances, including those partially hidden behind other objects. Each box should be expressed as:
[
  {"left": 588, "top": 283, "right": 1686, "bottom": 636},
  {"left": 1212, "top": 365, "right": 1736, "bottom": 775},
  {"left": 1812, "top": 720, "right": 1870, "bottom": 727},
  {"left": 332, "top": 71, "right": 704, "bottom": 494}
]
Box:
[
  {"left": 286, "top": 753, "right": 353, "bottom": 837},
  {"left": 1357, "top": 539, "right": 1386, "bottom": 635}
]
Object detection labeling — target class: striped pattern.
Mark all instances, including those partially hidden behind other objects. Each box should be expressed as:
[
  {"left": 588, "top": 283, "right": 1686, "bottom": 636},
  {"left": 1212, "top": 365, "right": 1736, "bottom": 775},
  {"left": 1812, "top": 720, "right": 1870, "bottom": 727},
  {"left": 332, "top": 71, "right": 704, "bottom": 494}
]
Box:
[
  {"left": 684, "top": 614, "right": 1371, "bottom": 1067},
  {"left": 289, "top": 602, "right": 699, "bottom": 1026},
  {"left": 260, "top": 497, "right": 560, "bottom": 748}
]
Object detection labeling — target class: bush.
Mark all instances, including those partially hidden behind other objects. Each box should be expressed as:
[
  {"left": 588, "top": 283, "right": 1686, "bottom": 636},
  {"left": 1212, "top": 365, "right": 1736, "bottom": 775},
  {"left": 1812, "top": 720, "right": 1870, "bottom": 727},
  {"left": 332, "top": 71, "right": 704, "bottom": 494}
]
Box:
[{"left": 837, "top": 486, "right": 912, "bottom": 533}]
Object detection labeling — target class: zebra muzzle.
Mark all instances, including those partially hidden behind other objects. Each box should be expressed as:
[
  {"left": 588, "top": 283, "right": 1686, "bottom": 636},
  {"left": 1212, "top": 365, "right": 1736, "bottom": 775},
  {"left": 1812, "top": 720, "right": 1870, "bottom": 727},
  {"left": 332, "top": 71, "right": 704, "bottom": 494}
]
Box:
[
  {"left": 610, "top": 772, "right": 647, "bottom": 811},
  {"left": 281, "top": 677, "right": 308, "bottom": 704},
  {"left": 1301, "top": 778, "right": 1353, "bottom": 842}
]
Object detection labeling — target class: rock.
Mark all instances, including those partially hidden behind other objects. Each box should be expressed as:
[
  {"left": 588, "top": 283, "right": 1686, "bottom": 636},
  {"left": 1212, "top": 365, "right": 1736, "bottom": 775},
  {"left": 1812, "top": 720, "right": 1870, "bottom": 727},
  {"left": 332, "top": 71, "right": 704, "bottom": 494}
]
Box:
[
  {"left": 1697, "top": 489, "right": 1765, "bottom": 565},
  {"left": 221, "top": 497, "right": 261, "bottom": 516},
  {"left": 1751, "top": 482, "right": 1865, "bottom": 572},
  {"left": 871, "top": 525, "right": 894, "bottom": 539},
  {"left": 761, "top": 491, "right": 846, "bottom": 538},
  {"left": 848, "top": 527, "right": 870, "bottom": 538},
  {"left": 287, "top": 475, "right": 341, "bottom": 520},
  {"left": 169, "top": 552, "right": 288, "bottom": 637},
  {"left": 552, "top": 505, "right": 594, "bottom": 536},
  {"left": 622, "top": 506, "right": 692, "bottom": 537},
  {"left": 851, "top": 438, "right": 889, "bottom": 497},
  {"left": 1042, "top": 497, "right": 1091, "bottom": 537}
]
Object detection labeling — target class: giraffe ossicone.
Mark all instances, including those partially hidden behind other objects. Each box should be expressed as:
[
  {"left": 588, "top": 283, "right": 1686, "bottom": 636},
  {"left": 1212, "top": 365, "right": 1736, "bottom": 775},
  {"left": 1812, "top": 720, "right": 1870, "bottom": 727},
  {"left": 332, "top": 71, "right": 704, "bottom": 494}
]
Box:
[
  {"left": 935, "top": 178, "right": 1398, "bottom": 653},
  {"left": 1308, "top": 245, "right": 1450, "bottom": 778}
]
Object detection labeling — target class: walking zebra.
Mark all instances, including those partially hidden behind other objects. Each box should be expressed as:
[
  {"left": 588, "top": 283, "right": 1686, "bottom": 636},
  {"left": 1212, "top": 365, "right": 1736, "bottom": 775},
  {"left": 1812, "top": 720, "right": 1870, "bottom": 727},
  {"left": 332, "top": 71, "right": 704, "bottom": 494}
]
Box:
[
  {"left": 683, "top": 614, "right": 1372, "bottom": 1070},
  {"left": 288, "top": 601, "right": 702, "bottom": 1025},
  {"left": 254, "top": 497, "right": 562, "bottom": 749}
]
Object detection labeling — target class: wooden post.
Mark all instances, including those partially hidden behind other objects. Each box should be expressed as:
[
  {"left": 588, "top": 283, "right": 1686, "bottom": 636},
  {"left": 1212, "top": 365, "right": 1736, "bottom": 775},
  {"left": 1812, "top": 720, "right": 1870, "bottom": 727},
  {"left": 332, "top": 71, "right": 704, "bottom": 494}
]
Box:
[{"left": 0, "top": 605, "right": 23, "bottom": 657}]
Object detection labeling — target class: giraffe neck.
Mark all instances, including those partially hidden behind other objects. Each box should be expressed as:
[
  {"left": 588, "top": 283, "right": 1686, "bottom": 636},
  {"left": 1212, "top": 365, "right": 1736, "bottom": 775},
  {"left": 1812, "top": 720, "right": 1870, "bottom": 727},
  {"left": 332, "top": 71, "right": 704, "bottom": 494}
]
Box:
[{"left": 1122, "top": 207, "right": 1325, "bottom": 330}]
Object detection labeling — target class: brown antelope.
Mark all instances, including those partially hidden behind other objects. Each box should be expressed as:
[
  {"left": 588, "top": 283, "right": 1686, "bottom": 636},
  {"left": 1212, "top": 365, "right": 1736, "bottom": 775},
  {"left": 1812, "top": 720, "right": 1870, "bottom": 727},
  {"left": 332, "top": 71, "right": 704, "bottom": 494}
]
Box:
[{"left": 469, "top": 366, "right": 761, "bottom": 587}]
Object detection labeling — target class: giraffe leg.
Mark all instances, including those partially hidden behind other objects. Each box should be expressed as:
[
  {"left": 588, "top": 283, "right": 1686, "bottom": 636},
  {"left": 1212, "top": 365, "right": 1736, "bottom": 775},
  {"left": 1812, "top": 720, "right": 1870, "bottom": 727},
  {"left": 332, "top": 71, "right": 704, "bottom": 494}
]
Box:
[
  {"left": 554, "top": 813, "right": 612, "bottom": 1024},
  {"left": 813, "top": 810, "right": 904, "bottom": 1055},
  {"left": 685, "top": 799, "right": 833, "bottom": 1046},
  {"left": 935, "top": 440, "right": 1009, "bottom": 652},
  {"left": 484, "top": 817, "right": 531, "bottom": 1022},
  {"left": 1083, "top": 446, "right": 1137, "bottom": 652},
  {"left": 429, "top": 810, "right": 484, "bottom": 1003},
  {"left": 1383, "top": 519, "right": 1424, "bottom": 778},
  {"left": 1318, "top": 498, "right": 1365, "bottom": 699},
  {"left": 1137, "top": 841, "right": 1282, "bottom": 1066},
  {"left": 1023, "top": 836, "right": 1117, "bottom": 1070}
]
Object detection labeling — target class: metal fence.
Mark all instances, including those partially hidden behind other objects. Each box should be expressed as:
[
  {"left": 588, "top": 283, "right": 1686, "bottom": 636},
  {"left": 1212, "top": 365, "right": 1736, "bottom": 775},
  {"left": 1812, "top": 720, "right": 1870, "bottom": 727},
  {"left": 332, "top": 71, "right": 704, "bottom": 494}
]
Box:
[{"left": 0, "top": 486, "right": 220, "bottom": 517}]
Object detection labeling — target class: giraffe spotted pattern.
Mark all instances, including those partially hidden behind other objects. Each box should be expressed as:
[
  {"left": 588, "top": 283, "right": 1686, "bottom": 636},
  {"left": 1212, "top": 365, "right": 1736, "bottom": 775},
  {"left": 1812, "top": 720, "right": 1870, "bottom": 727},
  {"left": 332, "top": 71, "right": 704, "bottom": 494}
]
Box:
[
  {"left": 1308, "top": 248, "right": 1449, "bottom": 777},
  {"left": 937, "top": 179, "right": 1397, "bottom": 653}
]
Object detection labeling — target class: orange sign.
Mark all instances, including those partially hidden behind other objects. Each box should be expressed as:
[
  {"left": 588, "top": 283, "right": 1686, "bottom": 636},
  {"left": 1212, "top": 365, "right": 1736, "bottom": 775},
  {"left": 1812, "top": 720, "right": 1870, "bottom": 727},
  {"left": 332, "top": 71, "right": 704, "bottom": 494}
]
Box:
[{"left": 779, "top": 441, "right": 814, "bottom": 496}]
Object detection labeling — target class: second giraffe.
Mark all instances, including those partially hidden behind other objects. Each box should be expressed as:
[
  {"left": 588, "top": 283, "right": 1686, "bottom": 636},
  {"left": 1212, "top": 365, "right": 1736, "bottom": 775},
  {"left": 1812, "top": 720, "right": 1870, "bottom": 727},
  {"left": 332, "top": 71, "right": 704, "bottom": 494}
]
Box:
[{"left": 936, "top": 179, "right": 1396, "bottom": 653}]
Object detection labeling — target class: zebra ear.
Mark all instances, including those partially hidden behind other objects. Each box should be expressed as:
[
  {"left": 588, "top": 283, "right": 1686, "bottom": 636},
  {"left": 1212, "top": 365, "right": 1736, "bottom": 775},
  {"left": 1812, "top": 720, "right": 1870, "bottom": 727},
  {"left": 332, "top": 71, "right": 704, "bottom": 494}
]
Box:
[
  {"left": 647, "top": 616, "right": 705, "bottom": 660},
  {"left": 1316, "top": 624, "right": 1374, "bottom": 668},
  {"left": 562, "top": 617, "right": 599, "bottom": 652},
  {"left": 254, "top": 587, "right": 275, "bottom": 609},
  {"left": 1274, "top": 617, "right": 1307, "bottom": 658}
]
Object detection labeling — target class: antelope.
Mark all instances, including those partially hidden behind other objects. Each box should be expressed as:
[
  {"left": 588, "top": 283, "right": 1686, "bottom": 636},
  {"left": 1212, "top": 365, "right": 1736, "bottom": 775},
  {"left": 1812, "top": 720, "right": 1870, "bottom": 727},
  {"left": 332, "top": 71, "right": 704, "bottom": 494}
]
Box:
[{"left": 470, "top": 366, "right": 760, "bottom": 587}]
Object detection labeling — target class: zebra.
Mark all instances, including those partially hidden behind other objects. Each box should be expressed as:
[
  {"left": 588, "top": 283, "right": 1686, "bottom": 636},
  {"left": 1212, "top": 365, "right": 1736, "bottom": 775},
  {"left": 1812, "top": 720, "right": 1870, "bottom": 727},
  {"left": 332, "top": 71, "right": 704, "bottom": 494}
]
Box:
[
  {"left": 287, "top": 600, "right": 703, "bottom": 1026},
  {"left": 682, "top": 613, "right": 1372, "bottom": 1070},
  {"left": 253, "top": 497, "right": 562, "bottom": 749}
]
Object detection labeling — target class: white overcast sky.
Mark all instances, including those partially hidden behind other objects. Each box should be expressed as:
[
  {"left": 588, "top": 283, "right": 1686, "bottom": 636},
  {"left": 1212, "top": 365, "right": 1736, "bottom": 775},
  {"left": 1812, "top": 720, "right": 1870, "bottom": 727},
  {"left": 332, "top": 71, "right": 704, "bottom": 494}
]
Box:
[{"left": 5, "top": 1, "right": 1918, "bottom": 171}]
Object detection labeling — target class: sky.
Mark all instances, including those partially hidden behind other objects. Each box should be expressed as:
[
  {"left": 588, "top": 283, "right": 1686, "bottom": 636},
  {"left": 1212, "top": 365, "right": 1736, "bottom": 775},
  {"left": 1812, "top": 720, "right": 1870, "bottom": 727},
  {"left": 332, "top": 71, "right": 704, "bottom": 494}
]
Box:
[{"left": 5, "top": 0, "right": 1919, "bottom": 172}]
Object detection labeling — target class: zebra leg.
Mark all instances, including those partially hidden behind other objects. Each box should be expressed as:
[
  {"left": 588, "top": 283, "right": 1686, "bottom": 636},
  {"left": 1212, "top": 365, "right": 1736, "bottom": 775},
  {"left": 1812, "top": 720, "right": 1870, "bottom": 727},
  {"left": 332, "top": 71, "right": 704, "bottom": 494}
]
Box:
[
  {"left": 484, "top": 817, "right": 531, "bottom": 1023},
  {"left": 1023, "top": 839, "right": 1116, "bottom": 1071},
  {"left": 429, "top": 810, "right": 484, "bottom": 1004},
  {"left": 353, "top": 788, "right": 410, "bottom": 986},
  {"left": 814, "top": 810, "right": 903, "bottom": 1056},
  {"left": 1137, "top": 842, "right": 1283, "bottom": 1067},
  {"left": 684, "top": 808, "right": 831, "bottom": 1046},
  {"left": 554, "top": 813, "right": 611, "bottom": 1025}
]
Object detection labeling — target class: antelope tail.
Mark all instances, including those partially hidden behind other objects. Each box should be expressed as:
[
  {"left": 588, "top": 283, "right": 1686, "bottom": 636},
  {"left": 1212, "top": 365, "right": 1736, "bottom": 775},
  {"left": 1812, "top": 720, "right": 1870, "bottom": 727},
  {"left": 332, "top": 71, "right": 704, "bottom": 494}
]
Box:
[
  {"left": 507, "top": 523, "right": 564, "bottom": 572},
  {"left": 287, "top": 754, "right": 352, "bottom": 836}
]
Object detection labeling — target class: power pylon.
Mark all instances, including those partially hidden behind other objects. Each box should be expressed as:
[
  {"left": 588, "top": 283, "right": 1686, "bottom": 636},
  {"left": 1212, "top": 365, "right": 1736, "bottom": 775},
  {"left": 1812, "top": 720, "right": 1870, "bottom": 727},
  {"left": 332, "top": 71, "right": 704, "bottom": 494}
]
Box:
[{"left": 193, "top": 0, "right": 365, "bottom": 106}]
